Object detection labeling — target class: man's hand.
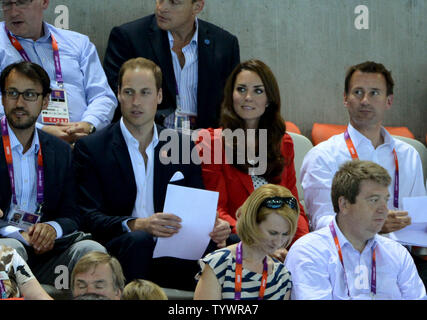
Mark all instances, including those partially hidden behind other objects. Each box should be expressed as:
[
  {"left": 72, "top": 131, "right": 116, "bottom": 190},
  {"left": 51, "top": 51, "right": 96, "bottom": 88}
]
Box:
[
  {"left": 128, "top": 213, "right": 182, "bottom": 238},
  {"left": 42, "top": 122, "right": 93, "bottom": 143},
  {"left": 380, "top": 210, "right": 411, "bottom": 234},
  {"left": 270, "top": 248, "right": 288, "bottom": 263},
  {"left": 209, "top": 218, "right": 231, "bottom": 248},
  {"left": 0, "top": 208, "right": 3, "bottom": 218},
  {"left": 27, "top": 223, "right": 57, "bottom": 255}
]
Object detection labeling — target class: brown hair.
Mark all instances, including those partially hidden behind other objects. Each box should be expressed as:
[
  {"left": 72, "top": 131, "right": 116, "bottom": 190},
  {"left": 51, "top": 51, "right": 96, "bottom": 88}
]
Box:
[
  {"left": 118, "top": 57, "right": 162, "bottom": 91},
  {"left": 236, "top": 184, "right": 299, "bottom": 248},
  {"left": 331, "top": 160, "right": 391, "bottom": 214},
  {"left": 1, "top": 61, "right": 52, "bottom": 97},
  {"left": 219, "top": 59, "right": 287, "bottom": 182},
  {"left": 345, "top": 61, "right": 394, "bottom": 96},
  {"left": 122, "top": 279, "right": 168, "bottom": 300},
  {"left": 71, "top": 251, "right": 125, "bottom": 292}
]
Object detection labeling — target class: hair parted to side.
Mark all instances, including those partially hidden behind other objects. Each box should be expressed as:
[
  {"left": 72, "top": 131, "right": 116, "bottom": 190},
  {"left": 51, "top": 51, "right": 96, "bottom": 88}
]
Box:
[
  {"left": 122, "top": 279, "right": 168, "bottom": 300},
  {"left": 118, "top": 57, "right": 162, "bottom": 91},
  {"left": 345, "top": 61, "right": 394, "bottom": 96},
  {"left": 71, "top": 251, "right": 125, "bottom": 292},
  {"left": 236, "top": 184, "right": 300, "bottom": 248},
  {"left": 0, "top": 61, "right": 52, "bottom": 97},
  {"left": 331, "top": 160, "right": 391, "bottom": 214},
  {"left": 219, "top": 59, "right": 288, "bottom": 182}
]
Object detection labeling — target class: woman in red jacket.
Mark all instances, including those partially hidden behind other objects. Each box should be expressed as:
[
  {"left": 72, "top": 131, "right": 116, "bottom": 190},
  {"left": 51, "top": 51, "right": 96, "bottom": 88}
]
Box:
[{"left": 197, "top": 59, "right": 309, "bottom": 258}]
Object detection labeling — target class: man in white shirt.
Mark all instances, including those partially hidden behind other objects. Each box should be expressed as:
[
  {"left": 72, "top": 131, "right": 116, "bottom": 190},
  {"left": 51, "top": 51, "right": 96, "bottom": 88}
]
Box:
[
  {"left": 300, "top": 61, "right": 427, "bottom": 284},
  {"left": 73, "top": 57, "right": 232, "bottom": 290},
  {"left": 301, "top": 61, "right": 426, "bottom": 232},
  {"left": 285, "top": 160, "right": 426, "bottom": 300}
]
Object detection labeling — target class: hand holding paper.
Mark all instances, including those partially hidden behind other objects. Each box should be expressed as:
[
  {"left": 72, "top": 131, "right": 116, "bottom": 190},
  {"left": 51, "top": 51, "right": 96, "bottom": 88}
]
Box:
[{"left": 153, "top": 184, "right": 219, "bottom": 260}]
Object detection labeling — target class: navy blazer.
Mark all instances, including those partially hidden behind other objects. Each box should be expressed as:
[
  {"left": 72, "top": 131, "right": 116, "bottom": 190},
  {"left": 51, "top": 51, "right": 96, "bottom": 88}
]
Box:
[
  {"left": 0, "top": 129, "right": 81, "bottom": 236},
  {"left": 103, "top": 14, "right": 240, "bottom": 129},
  {"left": 73, "top": 122, "right": 205, "bottom": 244}
]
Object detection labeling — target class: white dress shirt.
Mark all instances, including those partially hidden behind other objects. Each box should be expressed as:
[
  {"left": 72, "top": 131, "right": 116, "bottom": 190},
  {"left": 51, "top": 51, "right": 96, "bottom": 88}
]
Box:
[
  {"left": 120, "top": 119, "right": 158, "bottom": 231},
  {"left": 285, "top": 218, "right": 426, "bottom": 300},
  {"left": 0, "top": 120, "right": 62, "bottom": 243},
  {"left": 163, "top": 19, "right": 199, "bottom": 128},
  {"left": 300, "top": 123, "right": 426, "bottom": 231}
]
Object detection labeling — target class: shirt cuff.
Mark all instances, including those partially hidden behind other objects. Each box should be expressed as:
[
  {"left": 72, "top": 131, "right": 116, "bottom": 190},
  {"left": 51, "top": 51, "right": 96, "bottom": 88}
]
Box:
[
  {"left": 0, "top": 226, "right": 29, "bottom": 246},
  {"left": 122, "top": 218, "right": 135, "bottom": 233},
  {"left": 44, "top": 221, "right": 63, "bottom": 239},
  {"left": 80, "top": 115, "right": 100, "bottom": 129}
]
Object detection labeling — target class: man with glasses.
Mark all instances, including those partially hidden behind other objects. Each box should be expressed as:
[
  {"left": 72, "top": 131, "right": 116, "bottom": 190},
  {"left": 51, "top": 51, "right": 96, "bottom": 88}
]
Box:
[
  {"left": 0, "top": 0, "right": 117, "bottom": 143},
  {"left": 0, "top": 61, "right": 105, "bottom": 290},
  {"left": 285, "top": 160, "right": 425, "bottom": 300},
  {"left": 104, "top": 0, "right": 239, "bottom": 130}
]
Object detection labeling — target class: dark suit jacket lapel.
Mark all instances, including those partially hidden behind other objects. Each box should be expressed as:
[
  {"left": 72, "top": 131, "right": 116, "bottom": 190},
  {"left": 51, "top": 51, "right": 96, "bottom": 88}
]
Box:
[
  {"left": 197, "top": 20, "right": 214, "bottom": 112},
  {"left": 149, "top": 16, "right": 176, "bottom": 106},
  {"left": 153, "top": 126, "right": 168, "bottom": 212},
  {"left": 111, "top": 123, "right": 135, "bottom": 185},
  {"left": 39, "top": 131, "right": 56, "bottom": 211},
  {"left": 0, "top": 138, "right": 11, "bottom": 215}
]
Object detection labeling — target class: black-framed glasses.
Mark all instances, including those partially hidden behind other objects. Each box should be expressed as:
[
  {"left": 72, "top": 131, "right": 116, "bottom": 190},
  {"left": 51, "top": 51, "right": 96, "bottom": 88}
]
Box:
[
  {"left": 1, "top": 0, "right": 33, "bottom": 11},
  {"left": 261, "top": 196, "right": 298, "bottom": 211},
  {"left": 3, "top": 89, "right": 43, "bottom": 102}
]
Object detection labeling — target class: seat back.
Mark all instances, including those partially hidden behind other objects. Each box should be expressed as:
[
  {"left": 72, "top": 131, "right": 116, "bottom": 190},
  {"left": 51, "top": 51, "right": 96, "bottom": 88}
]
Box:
[
  {"left": 392, "top": 135, "right": 427, "bottom": 184},
  {"left": 311, "top": 123, "right": 415, "bottom": 145},
  {"left": 285, "top": 121, "right": 301, "bottom": 134},
  {"left": 288, "top": 132, "right": 313, "bottom": 204}
]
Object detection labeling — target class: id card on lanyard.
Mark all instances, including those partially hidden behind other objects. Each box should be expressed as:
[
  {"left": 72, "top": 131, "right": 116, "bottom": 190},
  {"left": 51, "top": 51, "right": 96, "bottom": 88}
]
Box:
[
  {"left": 344, "top": 128, "right": 399, "bottom": 208},
  {"left": 5, "top": 26, "right": 70, "bottom": 125},
  {"left": 1, "top": 117, "right": 44, "bottom": 231}
]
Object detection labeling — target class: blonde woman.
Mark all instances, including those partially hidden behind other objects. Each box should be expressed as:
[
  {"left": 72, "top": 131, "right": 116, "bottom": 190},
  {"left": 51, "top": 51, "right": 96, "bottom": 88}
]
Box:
[{"left": 194, "top": 184, "right": 299, "bottom": 300}]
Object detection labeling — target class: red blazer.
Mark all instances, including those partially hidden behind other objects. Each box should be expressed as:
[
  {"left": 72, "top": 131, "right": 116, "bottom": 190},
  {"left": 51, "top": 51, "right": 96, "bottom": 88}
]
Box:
[{"left": 198, "top": 128, "right": 309, "bottom": 246}]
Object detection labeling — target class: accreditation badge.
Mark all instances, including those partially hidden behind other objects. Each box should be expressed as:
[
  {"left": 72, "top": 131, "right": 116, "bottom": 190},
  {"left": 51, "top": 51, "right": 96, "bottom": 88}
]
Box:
[
  {"left": 41, "top": 89, "right": 70, "bottom": 125},
  {"left": 7, "top": 205, "right": 41, "bottom": 231}
]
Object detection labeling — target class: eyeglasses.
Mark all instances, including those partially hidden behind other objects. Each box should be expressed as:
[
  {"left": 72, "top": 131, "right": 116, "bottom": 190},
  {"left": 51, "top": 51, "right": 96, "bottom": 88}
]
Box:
[
  {"left": 3, "top": 89, "right": 43, "bottom": 102},
  {"left": 1, "top": 0, "right": 33, "bottom": 11},
  {"left": 261, "top": 196, "right": 298, "bottom": 211}
]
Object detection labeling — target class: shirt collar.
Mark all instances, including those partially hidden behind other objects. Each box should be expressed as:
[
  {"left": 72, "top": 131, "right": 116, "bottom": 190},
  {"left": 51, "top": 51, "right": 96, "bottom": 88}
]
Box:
[
  {"left": 347, "top": 123, "right": 395, "bottom": 149},
  {"left": 7, "top": 120, "right": 40, "bottom": 155},
  {"left": 167, "top": 17, "right": 199, "bottom": 47},
  {"left": 12, "top": 22, "right": 52, "bottom": 43},
  {"left": 120, "top": 118, "right": 159, "bottom": 151},
  {"left": 332, "top": 217, "right": 378, "bottom": 252}
]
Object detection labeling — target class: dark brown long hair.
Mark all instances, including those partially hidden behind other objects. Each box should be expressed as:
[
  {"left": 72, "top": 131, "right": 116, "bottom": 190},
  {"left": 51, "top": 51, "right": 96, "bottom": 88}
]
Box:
[{"left": 219, "top": 59, "right": 288, "bottom": 182}]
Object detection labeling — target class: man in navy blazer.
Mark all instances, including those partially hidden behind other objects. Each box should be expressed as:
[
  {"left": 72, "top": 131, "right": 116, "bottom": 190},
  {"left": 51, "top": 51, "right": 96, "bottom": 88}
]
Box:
[
  {"left": 74, "top": 57, "right": 232, "bottom": 290},
  {"left": 103, "top": 0, "right": 240, "bottom": 129},
  {"left": 0, "top": 61, "right": 104, "bottom": 287}
]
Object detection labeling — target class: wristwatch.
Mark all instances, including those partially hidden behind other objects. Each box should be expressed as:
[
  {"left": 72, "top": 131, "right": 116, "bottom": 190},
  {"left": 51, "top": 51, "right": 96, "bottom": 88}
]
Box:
[{"left": 88, "top": 124, "right": 96, "bottom": 134}]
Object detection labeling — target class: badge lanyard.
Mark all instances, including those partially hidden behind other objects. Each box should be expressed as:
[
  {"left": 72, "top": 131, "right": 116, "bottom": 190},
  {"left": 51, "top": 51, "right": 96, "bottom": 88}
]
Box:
[
  {"left": 235, "top": 242, "right": 268, "bottom": 300},
  {"left": 329, "top": 221, "right": 376, "bottom": 298},
  {"left": 5, "top": 26, "right": 64, "bottom": 88},
  {"left": 344, "top": 129, "right": 399, "bottom": 208},
  {"left": 1, "top": 117, "right": 44, "bottom": 208}
]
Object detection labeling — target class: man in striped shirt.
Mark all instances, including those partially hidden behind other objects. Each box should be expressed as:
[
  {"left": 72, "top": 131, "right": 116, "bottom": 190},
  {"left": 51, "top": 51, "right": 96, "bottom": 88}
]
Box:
[{"left": 104, "top": 0, "right": 240, "bottom": 129}]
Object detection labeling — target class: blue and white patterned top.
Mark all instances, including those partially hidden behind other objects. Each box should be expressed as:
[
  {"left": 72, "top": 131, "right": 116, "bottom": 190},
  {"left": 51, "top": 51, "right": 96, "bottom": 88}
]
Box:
[{"left": 197, "top": 247, "right": 292, "bottom": 300}]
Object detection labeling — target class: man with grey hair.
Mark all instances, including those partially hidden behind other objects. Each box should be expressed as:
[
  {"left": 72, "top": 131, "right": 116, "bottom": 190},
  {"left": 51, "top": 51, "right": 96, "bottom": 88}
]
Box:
[
  {"left": 286, "top": 160, "right": 426, "bottom": 300},
  {"left": 71, "top": 251, "right": 125, "bottom": 300}
]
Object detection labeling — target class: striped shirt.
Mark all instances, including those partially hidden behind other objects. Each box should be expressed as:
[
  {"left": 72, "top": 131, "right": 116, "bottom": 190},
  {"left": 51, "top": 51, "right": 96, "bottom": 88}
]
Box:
[
  {"left": 164, "top": 19, "right": 199, "bottom": 128},
  {"left": 197, "top": 247, "right": 292, "bottom": 300}
]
